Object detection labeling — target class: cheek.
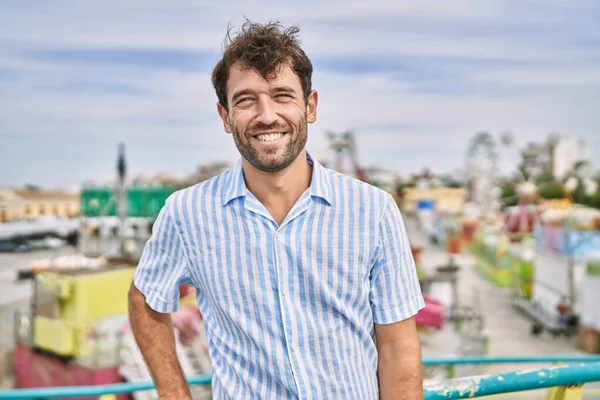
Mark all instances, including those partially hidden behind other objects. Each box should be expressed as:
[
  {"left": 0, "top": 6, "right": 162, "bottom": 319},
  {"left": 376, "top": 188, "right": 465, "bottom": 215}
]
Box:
[
  {"left": 229, "top": 114, "right": 247, "bottom": 133},
  {"left": 277, "top": 109, "right": 299, "bottom": 126}
]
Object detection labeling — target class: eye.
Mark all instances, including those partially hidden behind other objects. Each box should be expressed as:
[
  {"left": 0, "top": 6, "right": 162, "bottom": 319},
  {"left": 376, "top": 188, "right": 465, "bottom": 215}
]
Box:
[
  {"left": 275, "top": 93, "right": 294, "bottom": 100},
  {"left": 235, "top": 97, "right": 254, "bottom": 106}
]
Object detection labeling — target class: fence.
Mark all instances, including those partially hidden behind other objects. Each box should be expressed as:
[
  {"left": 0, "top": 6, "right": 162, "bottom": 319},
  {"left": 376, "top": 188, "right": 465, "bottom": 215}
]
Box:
[{"left": 1, "top": 355, "right": 600, "bottom": 399}]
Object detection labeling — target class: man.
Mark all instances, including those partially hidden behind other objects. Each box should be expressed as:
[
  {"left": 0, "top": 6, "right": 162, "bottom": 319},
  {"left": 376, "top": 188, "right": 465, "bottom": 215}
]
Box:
[{"left": 128, "top": 21, "right": 425, "bottom": 400}]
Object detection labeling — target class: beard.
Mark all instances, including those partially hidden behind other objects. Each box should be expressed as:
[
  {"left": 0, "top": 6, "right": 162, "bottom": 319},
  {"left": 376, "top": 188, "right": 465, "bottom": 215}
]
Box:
[{"left": 231, "top": 115, "right": 308, "bottom": 173}]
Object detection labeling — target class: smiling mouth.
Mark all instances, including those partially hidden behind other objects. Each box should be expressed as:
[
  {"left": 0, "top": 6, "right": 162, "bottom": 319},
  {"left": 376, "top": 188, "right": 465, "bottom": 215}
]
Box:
[{"left": 255, "top": 133, "right": 285, "bottom": 142}]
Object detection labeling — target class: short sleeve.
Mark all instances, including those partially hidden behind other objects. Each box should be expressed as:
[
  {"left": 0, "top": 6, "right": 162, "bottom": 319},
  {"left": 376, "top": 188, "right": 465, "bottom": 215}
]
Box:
[
  {"left": 133, "top": 198, "right": 193, "bottom": 313},
  {"left": 370, "top": 197, "right": 425, "bottom": 324}
]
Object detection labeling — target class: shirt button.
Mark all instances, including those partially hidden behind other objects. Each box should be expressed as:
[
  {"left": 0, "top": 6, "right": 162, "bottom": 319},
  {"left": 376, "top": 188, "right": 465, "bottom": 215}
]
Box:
[
  {"left": 292, "top": 346, "right": 296, "bottom": 353},
  {"left": 282, "top": 289, "right": 288, "bottom": 296}
]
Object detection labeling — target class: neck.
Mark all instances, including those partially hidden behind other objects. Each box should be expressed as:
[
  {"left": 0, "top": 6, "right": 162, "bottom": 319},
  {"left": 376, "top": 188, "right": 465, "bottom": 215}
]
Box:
[{"left": 242, "top": 150, "right": 312, "bottom": 210}]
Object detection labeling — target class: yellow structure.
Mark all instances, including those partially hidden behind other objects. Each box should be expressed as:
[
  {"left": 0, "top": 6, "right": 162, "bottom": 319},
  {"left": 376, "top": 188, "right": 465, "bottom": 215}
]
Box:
[
  {"left": 0, "top": 188, "right": 80, "bottom": 222},
  {"left": 33, "top": 265, "right": 136, "bottom": 358},
  {"left": 402, "top": 187, "right": 467, "bottom": 214},
  {"left": 541, "top": 198, "right": 573, "bottom": 211}
]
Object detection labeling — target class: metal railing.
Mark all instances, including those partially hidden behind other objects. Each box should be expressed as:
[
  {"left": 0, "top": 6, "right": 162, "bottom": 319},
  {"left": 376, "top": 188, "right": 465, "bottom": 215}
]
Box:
[
  {"left": 425, "top": 361, "right": 600, "bottom": 399},
  {"left": 1, "top": 356, "right": 599, "bottom": 399},
  {"left": 424, "top": 355, "right": 600, "bottom": 379}
]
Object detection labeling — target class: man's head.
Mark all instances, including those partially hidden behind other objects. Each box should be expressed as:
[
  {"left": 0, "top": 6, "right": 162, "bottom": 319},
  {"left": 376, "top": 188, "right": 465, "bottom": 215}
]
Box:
[{"left": 212, "top": 21, "right": 318, "bottom": 173}]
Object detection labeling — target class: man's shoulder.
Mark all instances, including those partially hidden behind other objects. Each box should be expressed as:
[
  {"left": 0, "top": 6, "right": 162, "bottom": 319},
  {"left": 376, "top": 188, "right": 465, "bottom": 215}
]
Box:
[
  {"left": 322, "top": 166, "right": 394, "bottom": 207},
  {"left": 165, "top": 169, "right": 232, "bottom": 212}
]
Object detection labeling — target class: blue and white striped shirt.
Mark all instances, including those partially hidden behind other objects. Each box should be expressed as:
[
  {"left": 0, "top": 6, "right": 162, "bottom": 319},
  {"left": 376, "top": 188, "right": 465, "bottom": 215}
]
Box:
[{"left": 133, "top": 153, "right": 425, "bottom": 399}]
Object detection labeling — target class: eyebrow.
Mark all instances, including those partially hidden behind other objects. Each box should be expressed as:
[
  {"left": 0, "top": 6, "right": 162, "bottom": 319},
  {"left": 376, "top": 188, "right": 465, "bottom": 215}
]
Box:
[
  {"left": 231, "top": 89, "right": 253, "bottom": 103},
  {"left": 231, "top": 86, "right": 298, "bottom": 103},
  {"left": 272, "top": 85, "right": 296, "bottom": 94}
]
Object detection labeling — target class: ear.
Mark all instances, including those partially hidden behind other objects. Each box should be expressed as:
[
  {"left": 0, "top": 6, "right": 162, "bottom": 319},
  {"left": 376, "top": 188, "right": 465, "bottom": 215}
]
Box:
[
  {"left": 306, "top": 90, "right": 318, "bottom": 124},
  {"left": 217, "top": 102, "right": 232, "bottom": 133}
]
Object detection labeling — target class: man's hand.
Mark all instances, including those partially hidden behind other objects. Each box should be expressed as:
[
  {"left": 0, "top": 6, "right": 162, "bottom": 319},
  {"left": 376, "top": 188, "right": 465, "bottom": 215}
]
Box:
[
  {"left": 375, "top": 316, "right": 423, "bottom": 399},
  {"left": 128, "top": 283, "right": 193, "bottom": 399}
]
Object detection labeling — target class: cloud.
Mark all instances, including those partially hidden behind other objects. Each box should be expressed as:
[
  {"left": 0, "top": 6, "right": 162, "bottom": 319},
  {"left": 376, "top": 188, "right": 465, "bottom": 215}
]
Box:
[
  {"left": 24, "top": 48, "right": 219, "bottom": 71},
  {"left": 0, "top": 0, "right": 599, "bottom": 187}
]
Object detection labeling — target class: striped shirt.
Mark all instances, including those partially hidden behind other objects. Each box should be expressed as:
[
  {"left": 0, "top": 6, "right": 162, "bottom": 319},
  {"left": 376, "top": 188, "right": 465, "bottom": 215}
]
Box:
[{"left": 133, "top": 152, "right": 425, "bottom": 399}]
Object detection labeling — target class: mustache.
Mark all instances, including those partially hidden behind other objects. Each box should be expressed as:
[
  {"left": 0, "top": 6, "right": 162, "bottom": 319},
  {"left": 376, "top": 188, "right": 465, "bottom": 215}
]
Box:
[{"left": 246, "top": 122, "right": 290, "bottom": 134}]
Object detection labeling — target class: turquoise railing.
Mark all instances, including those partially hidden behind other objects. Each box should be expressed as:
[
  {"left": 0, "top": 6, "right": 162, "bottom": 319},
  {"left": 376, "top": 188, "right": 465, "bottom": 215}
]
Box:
[
  {"left": 1, "top": 356, "right": 599, "bottom": 399},
  {"left": 424, "top": 355, "right": 600, "bottom": 380},
  {"left": 422, "top": 354, "right": 600, "bottom": 365},
  {"left": 425, "top": 362, "right": 600, "bottom": 399}
]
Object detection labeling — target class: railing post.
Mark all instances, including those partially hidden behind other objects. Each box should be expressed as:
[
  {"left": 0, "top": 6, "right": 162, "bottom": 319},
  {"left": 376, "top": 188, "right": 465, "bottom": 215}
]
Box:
[
  {"left": 453, "top": 314, "right": 463, "bottom": 331},
  {"left": 546, "top": 385, "right": 584, "bottom": 400},
  {"left": 545, "top": 362, "right": 585, "bottom": 400},
  {"left": 447, "top": 364, "right": 456, "bottom": 379},
  {"left": 546, "top": 361, "right": 562, "bottom": 399}
]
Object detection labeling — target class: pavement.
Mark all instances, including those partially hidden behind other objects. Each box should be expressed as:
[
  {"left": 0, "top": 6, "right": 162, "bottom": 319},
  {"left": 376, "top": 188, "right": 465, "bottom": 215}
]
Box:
[{"left": 405, "top": 216, "right": 600, "bottom": 398}]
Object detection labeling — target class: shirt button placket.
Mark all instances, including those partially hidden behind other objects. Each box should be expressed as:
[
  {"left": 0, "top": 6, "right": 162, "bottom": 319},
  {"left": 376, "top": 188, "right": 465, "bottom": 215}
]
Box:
[{"left": 274, "top": 228, "right": 300, "bottom": 394}]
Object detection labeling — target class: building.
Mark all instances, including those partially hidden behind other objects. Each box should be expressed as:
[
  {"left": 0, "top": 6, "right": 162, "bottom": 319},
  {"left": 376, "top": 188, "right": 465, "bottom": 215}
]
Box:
[
  {"left": 521, "top": 142, "right": 552, "bottom": 175},
  {"left": 521, "top": 135, "right": 595, "bottom": 181},
  {"left": 553, "top": 138, "right": 595, "bottom": 180},
  {"left": 0, "top": 188, "right": 80, "bottom": 222},
  {"left": 401, "top": 187, "right": 467, "bottom": 214},
  {"left": 363, "top": 166, "right": 407, "bottom": 192},
  {"left": 186, "top": 161, "right": 233, "bottom": 187}
]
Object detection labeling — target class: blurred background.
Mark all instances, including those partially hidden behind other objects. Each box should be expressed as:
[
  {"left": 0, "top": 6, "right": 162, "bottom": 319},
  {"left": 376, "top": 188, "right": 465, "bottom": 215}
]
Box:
[{"left": 0, "top": 1, "right": 599, "bottom": 399}]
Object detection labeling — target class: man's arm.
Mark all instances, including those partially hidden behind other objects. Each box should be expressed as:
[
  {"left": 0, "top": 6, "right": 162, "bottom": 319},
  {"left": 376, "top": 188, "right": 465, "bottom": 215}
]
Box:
[
  {"left": 128, "top": 283, "right": 192, "bottom": 400},
  {"left": 127, "top": 196, "right": 195, "bottom": 398},
  {"left": 375, "top": 316, "right": 423, "bottom": 400},
  {"left": 369, "top": 196, "right": 426, "bottom": 399}
]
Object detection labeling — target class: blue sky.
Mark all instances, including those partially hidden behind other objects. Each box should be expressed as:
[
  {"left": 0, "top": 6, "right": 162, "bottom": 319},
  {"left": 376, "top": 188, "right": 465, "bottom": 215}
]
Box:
[{"left": 1, "top": 1, "right": 599, "bottom": 188}]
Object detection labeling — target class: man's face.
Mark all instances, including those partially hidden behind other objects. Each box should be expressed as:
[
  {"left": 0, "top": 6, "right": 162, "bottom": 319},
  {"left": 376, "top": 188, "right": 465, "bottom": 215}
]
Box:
[{"left": 217, "top": 63, "right": 318, "bottom": 173}]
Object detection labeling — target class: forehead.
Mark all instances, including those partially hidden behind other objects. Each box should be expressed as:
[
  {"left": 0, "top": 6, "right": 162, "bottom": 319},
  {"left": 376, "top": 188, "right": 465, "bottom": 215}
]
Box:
[{"left": 226, "top": 63, "right": 302, "bottom": 97}]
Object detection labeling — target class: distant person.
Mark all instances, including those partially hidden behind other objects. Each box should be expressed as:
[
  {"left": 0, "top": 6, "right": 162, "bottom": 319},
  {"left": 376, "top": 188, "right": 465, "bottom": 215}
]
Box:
[
  {"left": 556, "top": 295, "right": 572, "bottom": 333},
  {"left": 128, "top": 21, "right": 425, "bottom": 400}
]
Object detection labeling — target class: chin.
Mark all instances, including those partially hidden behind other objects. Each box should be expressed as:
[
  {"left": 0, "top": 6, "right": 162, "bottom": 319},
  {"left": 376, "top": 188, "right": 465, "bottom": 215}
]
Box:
[
  {"left": 257, "top": 161, "right": 286, "bottom": 172},
  {"left": 253, "top": 157, "right": 292, "bottom": 173}
]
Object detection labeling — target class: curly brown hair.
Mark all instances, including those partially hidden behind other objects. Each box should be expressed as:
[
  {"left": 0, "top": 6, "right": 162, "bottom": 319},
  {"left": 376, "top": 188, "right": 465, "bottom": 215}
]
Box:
[{"left": 211, "top": 21, "right": 313, "bottom": 111}]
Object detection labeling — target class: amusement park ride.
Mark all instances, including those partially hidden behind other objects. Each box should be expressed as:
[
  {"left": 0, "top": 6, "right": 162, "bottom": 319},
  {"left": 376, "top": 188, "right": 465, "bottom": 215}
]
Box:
[{"left": 319, "top": 130, "right": 369, "bottom": 182}]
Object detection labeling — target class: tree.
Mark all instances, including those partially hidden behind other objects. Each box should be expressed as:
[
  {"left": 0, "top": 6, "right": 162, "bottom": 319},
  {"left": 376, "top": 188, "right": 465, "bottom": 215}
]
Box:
[
  {"left": 534, "top": 170, "right": 566, "bottom": 201},
  {"left": 24, "top": 184, "right": 41, "bottom": 191},
  {"left": 534, "top": 170, "right": 555, "bottom": 186},
  {"left": 500, "top": 180, "right": 518, "bottom": 208},
  {"left": 537, "top": 182, "right": 565, "bottom": 200},
  {"left": 584, "top": 192, "right": 600, "bottom": 209}
]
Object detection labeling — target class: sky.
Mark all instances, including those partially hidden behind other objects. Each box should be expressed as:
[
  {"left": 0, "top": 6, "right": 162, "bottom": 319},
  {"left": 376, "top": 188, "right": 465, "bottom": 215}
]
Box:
[{"left": 0, "top": 0, "right": 599, "bottom": 188}]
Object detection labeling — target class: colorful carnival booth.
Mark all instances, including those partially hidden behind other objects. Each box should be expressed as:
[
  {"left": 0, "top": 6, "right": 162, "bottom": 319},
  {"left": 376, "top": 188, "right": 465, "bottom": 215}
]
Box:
[
  {"left": 470, "top": 230, "right": 535, "bottom": 295},
  {"left": 529, "top": 201, "right": 600, "bottom": 348}
]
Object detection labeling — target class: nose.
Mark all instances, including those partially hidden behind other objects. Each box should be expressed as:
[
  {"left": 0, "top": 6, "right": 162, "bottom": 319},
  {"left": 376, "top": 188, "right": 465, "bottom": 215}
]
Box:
[{"left": 255, "top": 98, "right": 278, "bottom": 125}]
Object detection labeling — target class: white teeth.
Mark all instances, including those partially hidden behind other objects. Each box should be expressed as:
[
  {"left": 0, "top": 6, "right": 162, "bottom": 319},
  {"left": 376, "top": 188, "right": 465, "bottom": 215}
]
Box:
[{"left": 257, "top": 133, "right": 283, "bottom": 142}]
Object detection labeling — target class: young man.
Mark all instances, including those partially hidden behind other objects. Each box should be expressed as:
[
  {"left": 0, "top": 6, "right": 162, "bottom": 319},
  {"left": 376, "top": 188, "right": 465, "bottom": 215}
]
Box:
[{"left": 128, "top": 21, "right": 425, "bottom": 400}]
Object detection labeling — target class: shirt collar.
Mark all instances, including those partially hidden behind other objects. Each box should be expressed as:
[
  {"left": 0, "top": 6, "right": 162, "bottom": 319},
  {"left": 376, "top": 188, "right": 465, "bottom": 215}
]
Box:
[{"left": 221, "top": 152, "right": 333, "bottom": 206}]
